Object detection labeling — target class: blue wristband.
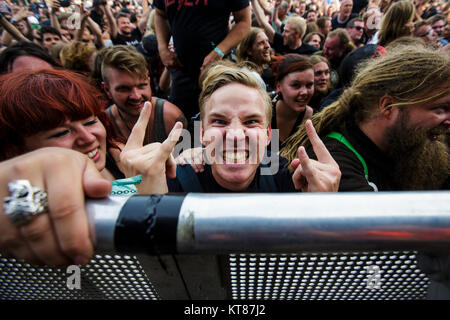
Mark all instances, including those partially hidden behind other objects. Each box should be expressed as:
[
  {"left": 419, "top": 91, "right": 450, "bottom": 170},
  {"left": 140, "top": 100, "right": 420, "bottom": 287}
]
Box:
[{"left": 214, "top": 47, "right": 225, "bottom": 58}]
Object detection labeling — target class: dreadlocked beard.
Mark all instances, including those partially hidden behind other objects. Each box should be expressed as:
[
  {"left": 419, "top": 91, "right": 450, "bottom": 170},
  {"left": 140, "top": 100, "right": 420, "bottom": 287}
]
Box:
[{"left": 384, "top": 110, "right": 450, "bottom": 190}]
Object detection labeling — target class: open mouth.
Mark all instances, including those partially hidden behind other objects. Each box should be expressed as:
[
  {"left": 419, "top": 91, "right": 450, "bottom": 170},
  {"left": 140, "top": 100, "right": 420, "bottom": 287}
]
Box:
[
  {"left": 428, "top": 133, "right": 441, "bottom": 141},
  {"left": 223, "top": 151, "right": 249, "bottom": 164},
  {"left": 427, "top": 127, "right": 448, "bottom": 142},
  {"left": 295, "top": 98, "right": 309, "bottom": 105},
  {"left": 128, "top": 103, "right": 143, "bottom": 109},
  {"left": 87, "top": 148, "right": 99, "bottom": 160}
]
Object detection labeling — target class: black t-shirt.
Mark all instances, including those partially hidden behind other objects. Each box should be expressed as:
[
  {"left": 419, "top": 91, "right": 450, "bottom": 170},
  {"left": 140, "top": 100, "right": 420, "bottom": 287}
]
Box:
[
  {"left": 112, "top": 27, "right": 142, "bottom": 46},
  {"left": 167, "top": 160, "right": 296, "bottom": 193},
  {"left": 154, "top": 0, "right": 249, "bottom": 77},
  {"left": 272, "top": 33, "right": 318, "bottom": 55},
  {"left": 331, "top": 13, "right": 359, "bottom": 30},
  {"left": 261, "top": 64, "right": 276, "bottom": 93},
  {"left": 306, "top": 120, "right": 396, "bottom": 192},
  {"left": 352, "top": 0, "right": 368, "bottom": 14},
  {"left": 271, "top": 100, "right": 306, "bottom": 149}
]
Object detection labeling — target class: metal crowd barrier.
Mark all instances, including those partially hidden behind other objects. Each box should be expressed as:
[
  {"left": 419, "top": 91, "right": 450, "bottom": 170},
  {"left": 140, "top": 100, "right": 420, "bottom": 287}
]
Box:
[{"left": 1, "top": 192, "right": 449, "bottom": 300}]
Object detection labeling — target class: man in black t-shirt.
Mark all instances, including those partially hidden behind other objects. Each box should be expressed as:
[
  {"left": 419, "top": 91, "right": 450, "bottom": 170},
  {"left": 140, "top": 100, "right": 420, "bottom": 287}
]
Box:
[
  {"left": 252, "top": 0, "right": 318, "bottom": 56},
  {"left": 103, "top": 3, "right": 150, "bottom": 46},
  {"left": 281, "top": 45, "right": 450, "bottom": 300},
  {"left": 154, "top": 0, "right": 251, "bottom": 120},
  {"left": 282, "top": 46, "right": 449, "bottom": 194},
  {"left": 169, "top": 63, "right": 340, "bottom": 193}
]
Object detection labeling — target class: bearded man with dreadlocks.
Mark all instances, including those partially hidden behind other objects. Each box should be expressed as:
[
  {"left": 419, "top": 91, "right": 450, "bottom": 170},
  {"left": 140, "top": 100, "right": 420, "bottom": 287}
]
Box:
[
  {"left": 281, "top": 45, "right": 450, "bottom": 299},
  {"left": 282, "top": 45, "right": 450, "bottom": 193}
]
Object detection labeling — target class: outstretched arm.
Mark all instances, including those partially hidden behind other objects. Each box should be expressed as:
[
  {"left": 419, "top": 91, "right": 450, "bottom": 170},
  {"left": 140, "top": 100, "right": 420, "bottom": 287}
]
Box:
[
  {"left": 0, "top": 11, "right": 30, "bottom": 45},
  {"left": 103, "top": 3, "right": 118, "bottom": 39},
  {"left": 155, "top": 7, "right": 183, "bottom": 69},
  {"left": 200, "top": 5, "right": 251, "bottom": 71},
  {"left": 137, "top": 0, "right": 152, "bottom": 34},
  {"left": 251, "top": 0, "right": 275, "bottom": 43},
  {"left": 272, "top": 0, "right": 283, "bottom": 31}
]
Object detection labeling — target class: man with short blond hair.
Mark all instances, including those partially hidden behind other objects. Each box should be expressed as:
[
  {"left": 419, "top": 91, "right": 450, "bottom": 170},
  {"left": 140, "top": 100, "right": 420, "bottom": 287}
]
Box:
[{"left": 252, "top": 0, "right": 318, "bottom": 55}]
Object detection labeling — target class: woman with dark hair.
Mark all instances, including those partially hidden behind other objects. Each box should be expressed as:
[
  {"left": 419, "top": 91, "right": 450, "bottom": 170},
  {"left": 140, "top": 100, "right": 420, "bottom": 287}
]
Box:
[
  {"left": 0, "top": 69, "right": 182, "bottom": 195},
  {"left": 271, "top": 54, "right": 314, "bottom": 147}
]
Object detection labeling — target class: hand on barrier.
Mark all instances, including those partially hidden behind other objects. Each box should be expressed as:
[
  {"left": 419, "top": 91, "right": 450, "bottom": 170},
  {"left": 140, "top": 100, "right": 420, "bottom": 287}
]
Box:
[
  {"left": 291, "top": 120, "right": 341, "bottom": 192},
  {"left": 0, "top": 147, "right": 111, "bottom": 266},
  {"left": 112, "top": 101, "right": 183, "bottom": 194}
]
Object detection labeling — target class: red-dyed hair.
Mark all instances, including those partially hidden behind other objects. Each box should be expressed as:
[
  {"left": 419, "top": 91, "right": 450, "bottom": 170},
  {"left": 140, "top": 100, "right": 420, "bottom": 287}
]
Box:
[
  {"left": 0, "top": 69, "right": 123, "bottom": 161},
  {"left": 272, "top": 54, "right": 314, "bottom": 84}
]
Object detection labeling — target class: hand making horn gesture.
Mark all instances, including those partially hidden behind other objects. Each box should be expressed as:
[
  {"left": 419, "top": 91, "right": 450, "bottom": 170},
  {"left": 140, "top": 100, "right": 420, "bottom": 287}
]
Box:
[
  {"left": 115, "top": 101, "right": 183, "bottom": 194},
  {"left": 291, "top": 120, "right": 341, "bottom": 192}
]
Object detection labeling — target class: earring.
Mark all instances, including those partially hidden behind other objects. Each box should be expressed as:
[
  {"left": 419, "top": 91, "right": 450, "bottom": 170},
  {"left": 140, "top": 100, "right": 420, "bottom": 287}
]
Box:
[{"left": 277, "top": 91, "right": 284, "bottom": 101}]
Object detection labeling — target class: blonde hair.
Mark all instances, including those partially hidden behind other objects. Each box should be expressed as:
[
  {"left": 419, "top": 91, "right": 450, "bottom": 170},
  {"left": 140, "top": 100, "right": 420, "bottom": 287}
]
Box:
[
  {"left": 378, "top": 0, "right": 415, "bottom": 47},
  {"left": 281, "top": 46, "right": 450, "bottom": 161},
  {"left": 286, "top": 16, "right": 307, "bottom": 38},
  {"left": 310, "top": 55, "right": 330, "bottom": 68},
  {"left": 198, "top": 62, "right": 273, "bottom": 126},
  {"left": 59, "top": 41, "right": 96, "bottom": 73}
]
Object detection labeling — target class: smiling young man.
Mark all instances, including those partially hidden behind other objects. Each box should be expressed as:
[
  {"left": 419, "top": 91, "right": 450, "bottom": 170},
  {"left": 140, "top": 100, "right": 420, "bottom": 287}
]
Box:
[
  {"left": 236, "top": 27, "right": 275, "bottom": 91},
  {"left": 101, "top": 45, "right": 187, "bottom": 150},
  {"left": 103, "top": 3, "right": 151, "bottom": 46},
  {"left": 168, "top": 63, "right": 340, "bottom": 193}
]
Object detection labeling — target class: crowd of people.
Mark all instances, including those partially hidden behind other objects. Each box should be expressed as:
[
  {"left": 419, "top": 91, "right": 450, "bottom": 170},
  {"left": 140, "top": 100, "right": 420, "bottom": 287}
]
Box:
[{"left": 0, "top": 0, "right": 449, "bottom": 299}]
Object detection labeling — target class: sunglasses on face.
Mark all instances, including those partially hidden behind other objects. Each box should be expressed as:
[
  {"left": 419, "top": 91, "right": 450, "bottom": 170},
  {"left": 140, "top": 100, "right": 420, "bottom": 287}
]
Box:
[{"left": 352, "top": 26, "right": 364, "bottom": 31}]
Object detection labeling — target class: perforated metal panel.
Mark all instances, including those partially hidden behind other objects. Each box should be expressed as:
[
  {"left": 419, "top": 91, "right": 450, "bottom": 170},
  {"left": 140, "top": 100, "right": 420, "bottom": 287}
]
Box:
[
  {"left": 227, "top": 251, "right": 430, "bottom": 300},
  {"left": 1, "top": 251, "right": 432, "bottom": 300},
  {"left": 0, "top": 254, "right": 159, "bottom": 300}
]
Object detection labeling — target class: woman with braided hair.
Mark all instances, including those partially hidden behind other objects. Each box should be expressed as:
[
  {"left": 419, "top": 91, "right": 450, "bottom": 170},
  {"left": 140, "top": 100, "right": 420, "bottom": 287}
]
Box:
[{"left": 281, "top": 45, "right": 450, "bottom": 192}]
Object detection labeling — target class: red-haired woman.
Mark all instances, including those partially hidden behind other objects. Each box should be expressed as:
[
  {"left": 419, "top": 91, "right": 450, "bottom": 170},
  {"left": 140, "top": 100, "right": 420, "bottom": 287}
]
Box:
[
  {"left": 271, "top": 54, "right": 314, "bottom": 148},
  {"left": 0, "top": 69, "right": 181, "bottom": 195}
]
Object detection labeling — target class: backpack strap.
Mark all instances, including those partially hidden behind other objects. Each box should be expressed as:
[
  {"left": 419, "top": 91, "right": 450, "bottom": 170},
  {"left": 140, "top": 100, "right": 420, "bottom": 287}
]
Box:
[
  {"left": 327, "top": 131, "right": 369, "bottom": 182},
  {"left": 175, "top": 165, "right": 204, "bottom": 192}
]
